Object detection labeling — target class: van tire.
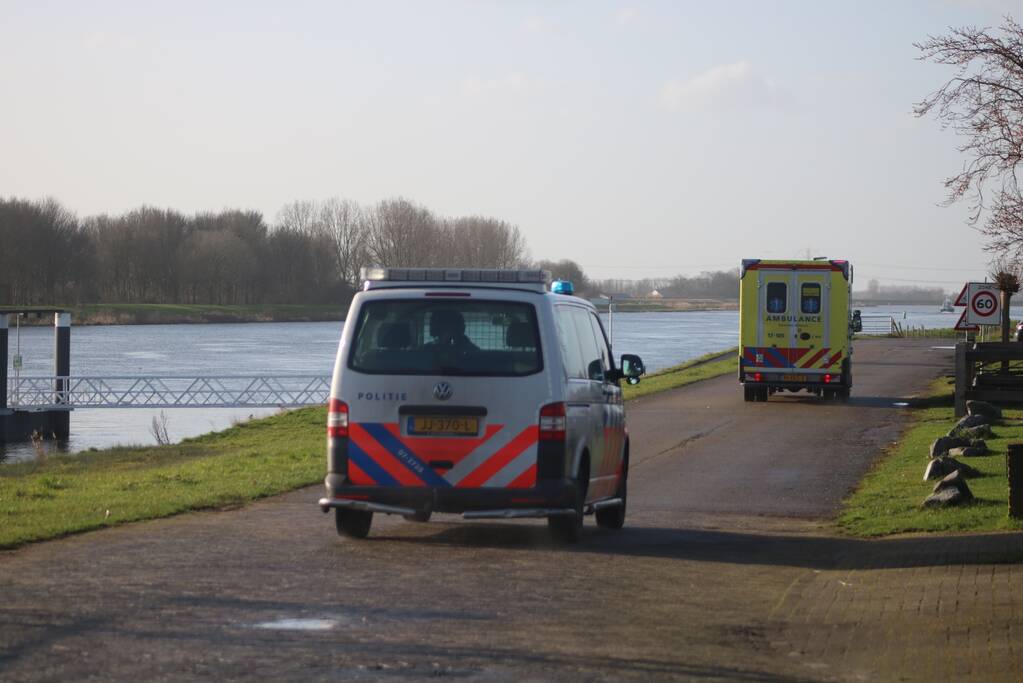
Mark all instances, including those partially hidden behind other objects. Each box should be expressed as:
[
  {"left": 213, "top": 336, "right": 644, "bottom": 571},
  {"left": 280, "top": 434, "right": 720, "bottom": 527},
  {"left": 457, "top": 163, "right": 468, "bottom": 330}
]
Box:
[
  {"left": 596, "top": 471, "right": 627, "bottom": 530},
  {"left": 335, "top": 509, "right": 372, "bottom": 539},
  {"left": 549, "top": 461, "right": 587, "bottom": 543}
]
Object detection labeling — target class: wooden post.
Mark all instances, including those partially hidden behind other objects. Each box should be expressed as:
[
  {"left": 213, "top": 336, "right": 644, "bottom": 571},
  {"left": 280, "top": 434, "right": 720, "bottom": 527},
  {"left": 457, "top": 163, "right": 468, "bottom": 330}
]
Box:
[
  {"left": 0, "top": 314, "right": 7, "bottom": 411},
  {"left": 954, "top": 341, "right": 969, "bottom": 418},
  {"left": 53, "top": 312, "right": 70, "bottom": 439},
  {"left": 1008, "top": 443, "right": 1023, "bottom": 518},
  {"left": 1001, "top": 289, "right": 1012, "bottom": 373}
]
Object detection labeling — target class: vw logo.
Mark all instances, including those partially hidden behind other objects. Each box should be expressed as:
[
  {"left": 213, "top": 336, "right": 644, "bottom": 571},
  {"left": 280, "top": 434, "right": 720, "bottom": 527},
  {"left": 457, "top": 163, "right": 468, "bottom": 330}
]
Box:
[{"left": 433, "top": 382, "right": 453, "bottom": 401}]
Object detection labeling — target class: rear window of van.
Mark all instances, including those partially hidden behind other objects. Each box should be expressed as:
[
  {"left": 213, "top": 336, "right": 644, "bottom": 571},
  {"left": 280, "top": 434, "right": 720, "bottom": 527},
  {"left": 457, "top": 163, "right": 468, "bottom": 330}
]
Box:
[{"left": 348, "top": 300, "right": 542, "bottom": 376}]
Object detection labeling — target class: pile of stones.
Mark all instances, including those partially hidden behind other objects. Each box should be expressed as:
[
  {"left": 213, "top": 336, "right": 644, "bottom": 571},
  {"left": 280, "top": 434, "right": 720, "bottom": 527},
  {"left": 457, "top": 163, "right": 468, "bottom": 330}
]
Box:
[{"left": 922, "top": 400, "right": 1001, "bottom": 508}]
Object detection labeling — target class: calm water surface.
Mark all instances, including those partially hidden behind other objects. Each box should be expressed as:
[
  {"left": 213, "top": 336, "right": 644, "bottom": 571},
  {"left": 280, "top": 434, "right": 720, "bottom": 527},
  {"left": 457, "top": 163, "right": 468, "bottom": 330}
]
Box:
[{"left": 0, "top": 304, "right": 1005, "bottom": 461}]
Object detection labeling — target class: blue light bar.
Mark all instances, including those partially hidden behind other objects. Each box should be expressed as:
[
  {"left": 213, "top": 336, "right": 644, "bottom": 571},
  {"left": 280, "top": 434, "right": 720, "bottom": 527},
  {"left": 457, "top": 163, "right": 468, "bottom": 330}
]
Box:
[{"left": 551, "top": 280, "right": 574, "bottom": 295}]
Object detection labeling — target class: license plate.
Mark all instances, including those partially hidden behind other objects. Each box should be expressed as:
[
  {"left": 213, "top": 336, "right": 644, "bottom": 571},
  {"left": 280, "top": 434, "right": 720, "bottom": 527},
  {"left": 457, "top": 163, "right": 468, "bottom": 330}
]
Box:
[
  {"left": 408, "top": 416, "right": 479, "bottom": 436},
  {"left": 781, "top": 374, "right": 807, "bottom": 382}
]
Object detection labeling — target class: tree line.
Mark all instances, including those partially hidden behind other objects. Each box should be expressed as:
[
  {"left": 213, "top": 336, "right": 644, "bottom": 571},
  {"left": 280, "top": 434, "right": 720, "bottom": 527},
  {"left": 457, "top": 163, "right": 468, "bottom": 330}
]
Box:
[{"left": 0, "top": 196, "right": 529, "bottom": 306}]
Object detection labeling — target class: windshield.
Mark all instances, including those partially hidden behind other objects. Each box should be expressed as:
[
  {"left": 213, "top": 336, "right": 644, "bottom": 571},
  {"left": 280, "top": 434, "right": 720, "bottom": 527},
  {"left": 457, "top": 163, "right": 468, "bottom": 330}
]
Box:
[{"left": 348, "top": 299, "right": 542, "bottom": 376}]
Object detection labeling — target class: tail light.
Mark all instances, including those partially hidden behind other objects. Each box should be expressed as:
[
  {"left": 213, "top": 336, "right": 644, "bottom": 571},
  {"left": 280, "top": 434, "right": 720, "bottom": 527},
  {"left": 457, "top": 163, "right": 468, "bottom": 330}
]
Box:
[
  {"left": 754, "top": 372, "right": 763, "bottom": 382},
  {"left": 539, "top": 402, "right": 566, "bottom": 441},
  {"left": 823, "top": 374, "right": 832, "bottom": 384},
  {"left": 327, "top": 398, "right": 349, "bottom": 438}
]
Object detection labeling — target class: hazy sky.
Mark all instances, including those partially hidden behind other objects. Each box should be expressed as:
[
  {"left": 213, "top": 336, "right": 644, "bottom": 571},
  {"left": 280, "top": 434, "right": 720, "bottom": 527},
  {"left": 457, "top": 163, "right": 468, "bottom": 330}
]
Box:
[{"left": 1, "top": 1, "right": 1018, "bottom": 289}]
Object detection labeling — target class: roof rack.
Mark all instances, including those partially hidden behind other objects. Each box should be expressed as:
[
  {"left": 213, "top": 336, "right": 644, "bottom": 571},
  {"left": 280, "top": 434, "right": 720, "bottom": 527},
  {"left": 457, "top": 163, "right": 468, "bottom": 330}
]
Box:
[{"left": 361, "top": 267, "right": 551, "bottom": 292}]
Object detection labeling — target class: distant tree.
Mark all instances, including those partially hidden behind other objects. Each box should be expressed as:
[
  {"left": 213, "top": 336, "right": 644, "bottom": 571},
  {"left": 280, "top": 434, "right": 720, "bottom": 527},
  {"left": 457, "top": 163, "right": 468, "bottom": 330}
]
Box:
[
  {"left": 365, "top": 197, "right": 439, "bottom": 267},
  {"left": 318, "top": 197, "right": 368, "bottom": 288},
  {"left": 915, "top": 16, "right": 1023, "bottom": 256},
  {"left": 536, "top": 259, "right": 591, "bottom": 294},
  {"left": 442, "top": 216, "right": 530, "bottom": 268}
]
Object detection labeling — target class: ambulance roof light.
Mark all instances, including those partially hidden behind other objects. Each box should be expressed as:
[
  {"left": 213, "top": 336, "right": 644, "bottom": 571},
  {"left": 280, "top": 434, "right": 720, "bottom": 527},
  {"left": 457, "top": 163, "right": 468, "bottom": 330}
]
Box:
[{"left": 551, "top": 280, "right": 574, "bottom": 295}]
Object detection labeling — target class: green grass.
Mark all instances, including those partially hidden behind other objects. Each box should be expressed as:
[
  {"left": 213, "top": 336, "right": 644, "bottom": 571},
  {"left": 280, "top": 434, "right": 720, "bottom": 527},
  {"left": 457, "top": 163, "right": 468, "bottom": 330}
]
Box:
[
  {"left": 0, "top": 407, "right": 326, "bottom": 549},
  {"left": 622, "top": 348, "right": 737, "bottom": 401},
  {"left": 0, "top": 348, "right": 738, "bottom": 549},
  {"left": 837, "top": 379, "right": 1023, "bottom": 537}
]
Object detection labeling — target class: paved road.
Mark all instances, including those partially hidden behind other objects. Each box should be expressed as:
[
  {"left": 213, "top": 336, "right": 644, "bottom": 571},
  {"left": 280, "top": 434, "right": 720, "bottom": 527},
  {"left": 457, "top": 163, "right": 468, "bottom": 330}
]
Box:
[{"left": 2, "top": 338, "right": 1021, "bottom": 681}]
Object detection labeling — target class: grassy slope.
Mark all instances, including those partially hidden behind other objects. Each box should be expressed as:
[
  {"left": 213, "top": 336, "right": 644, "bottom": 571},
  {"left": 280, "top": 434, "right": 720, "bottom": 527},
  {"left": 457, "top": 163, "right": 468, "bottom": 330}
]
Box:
[
  {"left": 0, "top": 349, "right": 739, "bottom": 549},
  {"left": 838, "top": 379, "right": 1023, "bottom": 537}
]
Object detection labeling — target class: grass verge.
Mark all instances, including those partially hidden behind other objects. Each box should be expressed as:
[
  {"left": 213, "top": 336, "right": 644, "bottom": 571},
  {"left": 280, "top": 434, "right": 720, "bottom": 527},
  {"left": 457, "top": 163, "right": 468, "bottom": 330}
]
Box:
[
  {"left": 0, "top": 407, "right": 325, "bottom": 549},
  {"left": 837, "top": 379, "right": 1023, "bottom": 537},
  {"left": 622, "top": 348, "right": 737, "bottom": 401},
  {"left": 0, "top": 349, "right": 737, "bottom": 549}
]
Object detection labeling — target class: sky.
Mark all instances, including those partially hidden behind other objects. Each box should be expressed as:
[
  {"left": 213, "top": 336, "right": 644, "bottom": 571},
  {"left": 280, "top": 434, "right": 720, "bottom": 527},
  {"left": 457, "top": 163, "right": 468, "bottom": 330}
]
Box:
[{"left": 0, "top": 0, "right": 1019, "bottom": 291}]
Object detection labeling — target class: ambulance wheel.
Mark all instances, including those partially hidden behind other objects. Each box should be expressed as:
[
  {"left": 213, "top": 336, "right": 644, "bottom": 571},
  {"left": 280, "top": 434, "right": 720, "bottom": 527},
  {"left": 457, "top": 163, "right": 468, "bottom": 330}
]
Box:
[
  {"left": 756, "top": 387, "right": 769, "bottom": 402},
  {"left": 838, "top": 387, "right": 851, "bottom": 402},
  {"left": 335, "top": 509, "right": 372, "bottom": 539},
  {"left": 822, "top": 388, "right": 835, "bottom": 401},
  {"left": 743, "top": 386, "right": 755, "bottom": 402}
]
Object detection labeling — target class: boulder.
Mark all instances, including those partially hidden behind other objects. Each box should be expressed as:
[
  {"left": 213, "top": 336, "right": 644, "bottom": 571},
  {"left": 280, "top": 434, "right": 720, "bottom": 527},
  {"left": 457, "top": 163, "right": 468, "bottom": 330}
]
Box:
[
  {"left": 948, "top": 446, "right": 987, "bottom": 458},
  {"left": 966, "top": 400, "right": 1002, "bottom": 420},
  {"left": 961, "top": 424, "right": 995, "bottom": 440},
  {"left": 955, "top": 413, "right": 993, "bottom": 430},
  {"left": 922, "top": 487, "right": 965, "bottom": 508},
  {"left": 923, "top": 456, "right": 981, "bottom": 481},
  {"left": 933, "top": 469, "right": 974, "bottom": 500},
  {"left": 930, "top": 436, "right": 971, "bottom": 458}
]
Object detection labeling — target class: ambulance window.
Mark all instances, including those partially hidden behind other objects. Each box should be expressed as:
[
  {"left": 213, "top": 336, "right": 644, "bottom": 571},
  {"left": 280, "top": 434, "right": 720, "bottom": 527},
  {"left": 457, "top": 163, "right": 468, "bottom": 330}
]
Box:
[
  {"left": 766, "top": 283, "right": 787, "bottom": 313},
  {"left": 801, "top": 283, "right": 822, "bottom": 314}
]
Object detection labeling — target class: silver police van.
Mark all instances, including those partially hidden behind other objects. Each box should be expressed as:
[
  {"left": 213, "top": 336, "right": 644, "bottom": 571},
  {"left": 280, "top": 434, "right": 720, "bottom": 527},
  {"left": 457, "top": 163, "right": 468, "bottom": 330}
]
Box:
[{"left": 319, "top": 267, "right": 645, "bottom": 542}]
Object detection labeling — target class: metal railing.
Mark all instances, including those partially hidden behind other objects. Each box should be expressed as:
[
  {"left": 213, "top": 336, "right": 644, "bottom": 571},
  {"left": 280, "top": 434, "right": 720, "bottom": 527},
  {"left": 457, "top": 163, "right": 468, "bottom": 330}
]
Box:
[
  {"left": 5, "top": 375, "right": 331, "bottom": 410},
  {"left": 858, "top": 314, "right": 903, "bottom": 337}
]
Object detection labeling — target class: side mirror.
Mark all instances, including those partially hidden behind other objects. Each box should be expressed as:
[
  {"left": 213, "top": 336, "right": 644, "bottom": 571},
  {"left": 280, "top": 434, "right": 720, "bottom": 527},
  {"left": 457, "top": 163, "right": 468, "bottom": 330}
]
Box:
[
  {"left": 620, "top": 354, "right": 645, "bottom": 385},
  {"left": 851, "top": 310, "right": 863, "bottom": 333}
]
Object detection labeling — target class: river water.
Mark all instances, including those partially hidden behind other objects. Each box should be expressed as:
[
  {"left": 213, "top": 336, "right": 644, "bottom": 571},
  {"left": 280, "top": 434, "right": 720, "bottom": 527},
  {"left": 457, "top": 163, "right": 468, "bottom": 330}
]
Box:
[{"left": 0, "top": 304, "right": 1007, "bottom": 461}]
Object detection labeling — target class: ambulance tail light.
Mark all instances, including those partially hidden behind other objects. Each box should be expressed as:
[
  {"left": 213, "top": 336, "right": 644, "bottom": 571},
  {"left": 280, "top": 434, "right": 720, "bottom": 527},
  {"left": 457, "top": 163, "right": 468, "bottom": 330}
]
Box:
[
  {"left": 539, "top": 402, "right": 567, "bottom": 441},
  {"left": 327, "top": 398, "right": 349, "bottom": 438},
  {"left": 823, "top": 374, "right": 832, "bottom": 384},
  {"left": 754, "top": 372, "right": 763, "bottom": 383}
]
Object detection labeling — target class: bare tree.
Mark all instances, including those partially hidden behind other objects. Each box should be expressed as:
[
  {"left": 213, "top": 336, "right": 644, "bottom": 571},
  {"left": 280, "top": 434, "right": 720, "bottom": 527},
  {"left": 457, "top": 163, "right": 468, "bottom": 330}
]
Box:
[
  {"left": 318, "top": 197, "right": 368, "bottom": 288},
  {"left": 365, "top": 197, "right": 440, "bottom": 267},
  {"left": 915, "top": 16, "right": 1023, "bottom": 255},
  {"left": 442, "top": 216, "right": 530, "bottom": 268}
]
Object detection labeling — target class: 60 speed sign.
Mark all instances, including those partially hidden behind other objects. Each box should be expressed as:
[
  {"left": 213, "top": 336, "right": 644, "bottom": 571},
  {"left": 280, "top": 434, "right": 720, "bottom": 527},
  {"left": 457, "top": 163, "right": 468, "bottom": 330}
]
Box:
[{"left": 966, "top": 283, "right": 1001, "bottom": 325}]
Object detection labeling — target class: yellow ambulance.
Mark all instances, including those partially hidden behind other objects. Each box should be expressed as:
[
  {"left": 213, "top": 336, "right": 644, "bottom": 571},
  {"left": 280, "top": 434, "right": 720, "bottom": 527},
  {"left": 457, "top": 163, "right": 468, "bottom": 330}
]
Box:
[{"left": 738, "top": 259, "right": 855, "bottom": 402}]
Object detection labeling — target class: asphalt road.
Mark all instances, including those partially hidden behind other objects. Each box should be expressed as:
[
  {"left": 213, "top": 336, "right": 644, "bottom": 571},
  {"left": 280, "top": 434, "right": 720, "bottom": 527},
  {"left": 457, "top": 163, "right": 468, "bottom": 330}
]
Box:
[{"left": 9, "top": 338, "right": 1017, "bottom": 682}]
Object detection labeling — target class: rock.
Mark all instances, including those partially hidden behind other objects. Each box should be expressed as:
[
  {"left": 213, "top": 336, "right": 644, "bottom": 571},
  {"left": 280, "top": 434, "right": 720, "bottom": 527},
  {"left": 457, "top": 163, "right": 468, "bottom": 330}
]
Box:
[
  {"left": 955, "top": 413, "right": 993, "bottom": 430},
  {"left": 930, "top": 436, "right": 971, "bottom": 457},
  {"left": 948, "top": 446, "right": 987, "bottom": 458},
  {"left": 960, "top": 424, "right": 995, "bottom": 440},
  {"left": 923, "top": 487, "right": 965, "bottom": 508},
  {"left": 933, "top": 469, "right": 974, "bottom": 500},
  {"left": 923, "top": 456, "right": 981, "bottom": 481},
  {"left": 967, "top": 400, "right": 1002, "bottom": 420}
]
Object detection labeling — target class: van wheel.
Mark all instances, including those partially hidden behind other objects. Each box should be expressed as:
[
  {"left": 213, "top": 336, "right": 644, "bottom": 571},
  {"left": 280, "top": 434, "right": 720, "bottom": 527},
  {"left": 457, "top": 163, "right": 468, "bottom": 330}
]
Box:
[
  {"left": 595, "top": 471, "right": 627, "bottom": 530},
  {"left": 549, "top": 467, "right": 587, "bottom": 543},
  {"left": 335, "top": 509, "right": 372, "bottom": 538},
  {"left": 743, "top": 386, "right": 755, "bottom": 402}
]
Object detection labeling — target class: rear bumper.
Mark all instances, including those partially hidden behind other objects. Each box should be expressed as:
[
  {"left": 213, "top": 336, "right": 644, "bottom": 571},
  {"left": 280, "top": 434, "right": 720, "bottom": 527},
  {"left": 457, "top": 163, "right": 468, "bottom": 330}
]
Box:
[{"left": 320, "top": 474, "right": 577, "bottom": 516}]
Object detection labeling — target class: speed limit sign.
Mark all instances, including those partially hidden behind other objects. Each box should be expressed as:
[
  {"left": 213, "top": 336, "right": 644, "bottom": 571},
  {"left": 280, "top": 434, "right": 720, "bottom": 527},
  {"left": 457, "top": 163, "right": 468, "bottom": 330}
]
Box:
[{"left": 966, "top": 283, "right": 1001, "bottom": 325}]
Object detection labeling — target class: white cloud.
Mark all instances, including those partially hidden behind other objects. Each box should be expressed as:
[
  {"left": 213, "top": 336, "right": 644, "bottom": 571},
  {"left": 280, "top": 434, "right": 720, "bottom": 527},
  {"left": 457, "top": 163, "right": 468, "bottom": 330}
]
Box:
[
  {"left": 660, "top": 61, "right": 788, "bottom": 112},
  {"left": 460, "top": 72, "right": 532, "bottom": 97},
  {"left": 615, "top": 7, "right": 639, "bottom": 26},
  {"left": 521, "top": 16, "right": 555, "bottom": 35}
]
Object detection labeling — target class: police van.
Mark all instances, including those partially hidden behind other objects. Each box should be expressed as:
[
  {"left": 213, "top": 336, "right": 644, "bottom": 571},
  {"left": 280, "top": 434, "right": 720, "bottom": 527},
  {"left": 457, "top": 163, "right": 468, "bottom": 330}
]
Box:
[
  {"left": 738, "top": 258, "right": 856, "bottom": 402},
  {"left": 319, "top": 267, "right": 646, "bottom": 542}
]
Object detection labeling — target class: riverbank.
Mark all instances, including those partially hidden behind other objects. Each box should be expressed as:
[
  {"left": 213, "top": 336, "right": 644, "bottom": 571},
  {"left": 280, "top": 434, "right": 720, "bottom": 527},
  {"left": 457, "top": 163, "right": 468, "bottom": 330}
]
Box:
[
  {"left": 8, "top": 303, "right": 346, "bottom": 326},
  {"left": 0, "top": 349, "right": 739, "bottom": 549}
]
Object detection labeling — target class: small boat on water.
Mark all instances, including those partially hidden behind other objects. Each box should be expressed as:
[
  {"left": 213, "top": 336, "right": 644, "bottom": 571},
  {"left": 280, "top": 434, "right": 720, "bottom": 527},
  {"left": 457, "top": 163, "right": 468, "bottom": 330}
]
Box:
[{"left": 940, "top": 296, "right": 954, "bottom": 313}]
